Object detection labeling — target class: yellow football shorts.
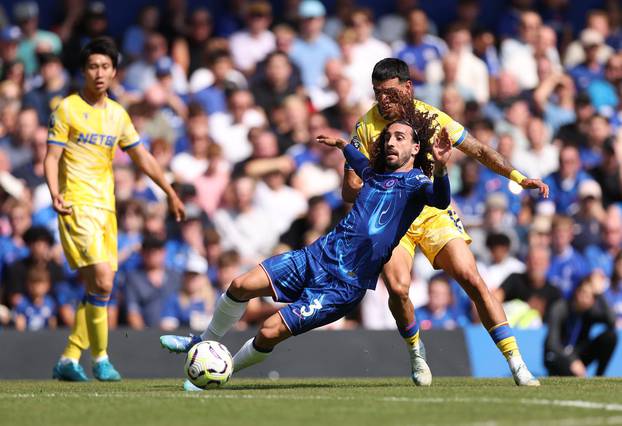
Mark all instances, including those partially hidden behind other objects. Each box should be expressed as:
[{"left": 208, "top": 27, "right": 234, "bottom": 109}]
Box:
[
  {"left": 58, "top": 205, "right": 118, "bottom": 271},
  {"left": 399, "top": 206, "right": 471, "bottom": 266}
]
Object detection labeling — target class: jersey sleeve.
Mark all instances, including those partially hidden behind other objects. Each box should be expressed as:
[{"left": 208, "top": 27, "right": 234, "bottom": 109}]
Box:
[
  {"left": 427, "top": 103, "right": 468, "bottom": 147},
  {"left": 118, "top": 110, "right": 141, "bottom": 151},
  {"left": 343, "top": 144, "right": 372, "bottom": 181},
  {"left": 344, "top": 120, "right": 371, "bottom": 171},
  {"left": 47, "top": 101, "right": 70, "bottom": 147}
]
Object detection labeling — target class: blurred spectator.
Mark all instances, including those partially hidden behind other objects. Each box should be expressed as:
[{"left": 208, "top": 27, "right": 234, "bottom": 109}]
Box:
[
  {"left": 0, "top": 26, "right": 21, "bottom": 72},
  {"left": 165, "top": 203, "right": 207, "bottom": 272},
  {"left": 497, "top": 245, "right": 562, "bottom": 321},
  {"left": 548, "top": 215, "right": 590, "bottom": 299},
  {"left": 453, "top": 158, "right": 486, "bottom": 228},
  {"left": 13, "top": 1, "right": 62, "bottom": 76},
  {"left": 554, "top": 92, "right": 593, "bottom": 148},
  {"left": 124, "top": 235, "right": 181, "bottom": 329},
  {"left": 0, "top": 201, "right": 31, "bottom": 274},
  {"left": 117, "top": 200, "right": 144, "bottom": 273},
  {"left": 251, "top": 51, "right": 300, "bottom": 115},
  {"left": 501, "top": 10, "right": 541, "bottom": 90},
  {"left": 469, "top": 193, "right": 519, "bottom": 260},
  {"left": 22, "top": 52, "right": 69, "bottom": 126},
  {"left": 13, "top": 267, "right": 56, "bottom": 331},
  {"left": 213, "top": 175, "right": 277, "bottom": 265},
  {"left": 171, "top": 8, "right": 213, "bottom": 77},
  {"left": 2, "top": 226, "right": 66, "bottom": 311},
  {"left": 62, "top": 2, "right": 109, "bottom": 74},
  {"left": 584, "top": 206, "right": 622, "bottom": 280},
  {"left": 587, "top": 53, "right": 622, "bottom": 117},
  {"left": 208, "top": 88, "right": 266, "bottom": 163},
  {"left": 580, "top": 115, "right": 611, "bottom": 170},
  {"left": 170, "top": 118, "right": 210, "bottom": 183},
  {"left": 545, "top": 279, "right": 617, "bottom": 376},
  {"left": 568, "top": 29, "right": 606, "bottom": 93},
  {"left": 234, "top": 128, "right": 293, "bottom": 179},
  {"left": 122, "top": 5, "right": 160, "bottom": 62},
  {"left": 540, "top": 144, "right": 591, "bottom": 216},
  {"left": 605, "top": 252, "right": 622, "bottom": 328},
  {"left": 415, "top": 275, "right": 468, "bottom": 330},
  {"left": 590, "top": 140, "right": 622, "bottom": 207},
  {"left": 513, "top": 116, "right": 558, "bottom": 179},
  {"left": 478, "top": 232, "right": 525, "bottom": 290},
  {"left": 124, "top": 32, "right": 188, "bottom": 95},
  {"left": 190, "top": 50, "right": 236, "bottom": 116},
  {"left": 377, "top": 0, "right": 430, "bottom": 46},
  {"left": 194, "top": 143, "right": 230, "bottom": 217},
  {"left": 274, "top": 94, "right": 311, "bottom": 153},
  {"left": 12, "top": 125, "right": 46, "bottom": 189},
  {"left": 229, "top": 1, "right": 275, "bottom": 76},
  {"left": 289, "top": 0, "right": 340, "bottom": 91},
  {"left": 346, "top": 8, "right": 391, "bottom": 103},
  {"left": 571, "top": 180, "right": 606, "bottom": 252},
  {"left": 532, "top": 63, "right": 576, "bottom": 135},
  {"left": 564, "top": 10, "right": 614, "bottom": 69},
  {"left": 281, "top": 195, "right": 335, "bottom": 250},
  {"left": 160, "top": 252, "right": 215, "bottom": 331},
  {"left": 0, "top": 106, "right": 37, "bottom": 169}
]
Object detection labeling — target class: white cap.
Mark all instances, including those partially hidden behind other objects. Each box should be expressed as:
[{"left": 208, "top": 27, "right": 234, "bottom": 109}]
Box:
[{"left": 185, "top": 252, "right": 208, "bottom": 275}]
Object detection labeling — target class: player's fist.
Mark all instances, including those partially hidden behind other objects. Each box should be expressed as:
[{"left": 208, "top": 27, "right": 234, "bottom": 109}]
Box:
[
  {"left": 52, "top": 194, "right": 72, "bottom": 215},
  {"left": 520, "top": 178, "right": 549, "bottom": 198},
  {"left": 316, "top": 135, "right": 347, "bottom": 149},
  {"left": 168, "top": 194, "right": 186, "bottom": 222},
  {"left": 432, "top": 128, "right": 452, "bottom": 165}
]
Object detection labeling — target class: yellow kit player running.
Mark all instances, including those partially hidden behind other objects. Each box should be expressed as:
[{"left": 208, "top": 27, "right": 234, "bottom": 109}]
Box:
[
  {"left": 45, "top": 38, "right": 185, "bottom": 381},
  {"left": 344, "top": 59, "right": 549, "bottom": 386}
]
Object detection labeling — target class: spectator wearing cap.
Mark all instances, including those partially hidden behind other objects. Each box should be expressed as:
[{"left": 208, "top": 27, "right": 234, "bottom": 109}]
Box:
[
  {"left": 165, "top": 203, "right": 208, "bottom": 273},
  {"left": 590, "top": 140, "right": 622, "bottom": 207},
  {"left": 0, "top": 26, "right": 22, "bottom": 70},
  {"left": 160, "top": 252, "right": 215, "bottom": 331},
  {"left": 571, "top": 180, "right": 606, "bottom": 252},
  {"left": 584, "top": 206, "right": 622, "bottom": 281},
  {"left": 124, "top": 32, "right": 188, "bottom": 95},
  {"left": 13, "top": 267, "right": 56, "bottom": 331},
  {"left": 229, "top": 1, "right": 276, "bottom": 76},
  {"left": 13, "top": 1, "right": 61, "bottom": 76},
  {"left": 497, "top": 244, "right": 562, "bottom": 322},
  {"left": 289, "top": 0, "right": 340, "bottom": 91},
  {"left": 2, "top": 226, "right": 67, "bottom": 311},
  {"left": 123, "top": 235, "right": 182, "bottom": 329},
  {"left": 564, "top": 10, "right": 614, "bottom": 69},
  {"left": 478, "top": 232, "right": 525, "bottom": 291},
  {"left": 22, "top": 52, "right": 70, "bottom": 125},
  {"left": 540, "top": 144, "right": 592, "bottom": 216},
  {"left": 568, "top": 29, "right": 606, "bottom": 93},
  {"left": 547, "top": 215, "right": 591, "bottom": 299}
]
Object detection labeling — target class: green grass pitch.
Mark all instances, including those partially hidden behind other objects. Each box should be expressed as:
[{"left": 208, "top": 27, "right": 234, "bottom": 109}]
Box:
[{"left": 2, "top": 377, "right": 622, "bottom": 426}]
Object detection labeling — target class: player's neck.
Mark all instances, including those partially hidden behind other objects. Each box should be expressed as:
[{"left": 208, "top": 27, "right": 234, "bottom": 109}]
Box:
[{"left": 80, "top": 88, "right": 108, "bottom": 109}]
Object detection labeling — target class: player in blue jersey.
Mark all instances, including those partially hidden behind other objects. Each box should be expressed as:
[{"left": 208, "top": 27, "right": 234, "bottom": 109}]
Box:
[{"left": 161, "top": 99, "right": 452, "bottom": 389}]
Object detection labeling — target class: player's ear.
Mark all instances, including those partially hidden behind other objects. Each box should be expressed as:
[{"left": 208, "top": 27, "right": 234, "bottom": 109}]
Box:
[{"left": 411, "top": 142, "right": 420, "bottom": 157}]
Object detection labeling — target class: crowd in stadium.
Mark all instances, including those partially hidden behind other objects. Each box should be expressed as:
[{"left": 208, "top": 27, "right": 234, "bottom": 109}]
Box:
[{"left": 0, "top": 0, "right": 620, "bottom": 338}]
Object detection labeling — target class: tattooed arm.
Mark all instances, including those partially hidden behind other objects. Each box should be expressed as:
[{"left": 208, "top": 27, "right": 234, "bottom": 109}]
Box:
[{"left": 456, "top": 134, "right": 549, "bottom": 197}]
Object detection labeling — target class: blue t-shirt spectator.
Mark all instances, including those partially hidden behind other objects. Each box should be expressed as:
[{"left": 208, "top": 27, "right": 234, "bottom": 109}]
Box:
[
  {"left": 415, "top": 305, "right": 468, "bottom": 330},
  {"left": 604, "top": 285, "right": 622, "bottom": 327},
  {"left": 289, "top": 34, "right": 340, "bottom": 90},
  {"left": 14, "top": 295, "right": 56, "bottom": 331},
  {"left": 542, "top": 169, "right": 592, "bottom": 215},
  {"left": 569, "top": 63, "right": 604, "bottom": 93},
  {"left": 547, "top": 248, "right": 591, "bottom": 299},
  {"left": 396, "top": 37, "right": 445, "bottom": 86},
  {"left": 160, "top": 293, "right": 211, "bottom": 329},
  {"left": 191, "top": 85, "right": 227, "bottom": 116}
]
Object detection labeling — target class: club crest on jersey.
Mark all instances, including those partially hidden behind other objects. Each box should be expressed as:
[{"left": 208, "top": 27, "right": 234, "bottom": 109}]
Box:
[
  {"left": 48, "top": 114, "right": 55, "bottom": 129},
  {"left": 384, "top": 178, "right": 398, "bottom": 189},
  {"left": 351, "top": 136, "right": 361, "bottom": 149}
]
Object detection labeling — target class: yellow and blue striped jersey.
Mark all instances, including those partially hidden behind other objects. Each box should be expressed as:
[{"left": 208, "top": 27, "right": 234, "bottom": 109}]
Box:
[
  {"left": 350, "top": 99, "right": 468, "bottom": 160},
  {"left": 47, "top": 93, "right": 140, "bottom": 211}
]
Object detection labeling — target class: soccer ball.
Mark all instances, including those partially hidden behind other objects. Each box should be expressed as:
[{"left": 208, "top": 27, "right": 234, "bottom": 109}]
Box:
[{"left": 184, "top": 341, "right": 233, "bottom": 388}]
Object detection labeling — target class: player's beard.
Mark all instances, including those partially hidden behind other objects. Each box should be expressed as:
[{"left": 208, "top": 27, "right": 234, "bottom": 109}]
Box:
[{"left": 385, "top": 150, "right": 412, "bottom": 171}]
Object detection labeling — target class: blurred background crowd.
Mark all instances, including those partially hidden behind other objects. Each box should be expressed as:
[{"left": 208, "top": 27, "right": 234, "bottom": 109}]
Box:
[{"left": 0, "top": 0, "right": 620, "bottom": 339}]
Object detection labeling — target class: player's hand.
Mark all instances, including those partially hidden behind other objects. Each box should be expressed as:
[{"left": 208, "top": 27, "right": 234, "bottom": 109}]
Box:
[
  {"left": 570, "top": 359, "right": 587, "bottom": 377},
  {"left": 168, "top": 194, "right": 186, "bottom": 222},
  {"left": 52, "top": 194, "right": 72, "bottom": 215},
  {"left": 316, "top": 135, "right": 347, "bottom": 149},
  {"left": 520, "top": 178, "right": 549, "bottom": 198},
  {"left": 432, "top": 128, "right": 452, "bottom": 165}
]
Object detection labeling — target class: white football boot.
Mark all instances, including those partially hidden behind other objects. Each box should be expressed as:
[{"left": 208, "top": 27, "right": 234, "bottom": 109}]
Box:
[
  {"left": 509, "top": 356, "right": 541, "bottom": 386},
  {"left": 409, "top": 339, "right": 432, "bottom": 386}
]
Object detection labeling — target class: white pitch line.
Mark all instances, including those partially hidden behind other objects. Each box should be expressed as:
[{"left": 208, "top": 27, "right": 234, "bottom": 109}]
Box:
[{"left": 1, "top": 392, "right": 621, "bottom": 413}]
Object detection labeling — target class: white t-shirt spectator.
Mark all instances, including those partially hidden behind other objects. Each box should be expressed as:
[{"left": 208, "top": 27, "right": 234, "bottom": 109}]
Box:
[
  {"left": 254, "top": 181, "right": 308, "bottom": 235},
  {"left": 170, "top": 153, "right": 208, "bottom": 183},
  {"left": 478, "top": 257, "right": 526, "bottom": 290},
  {"left": 229, "top": 30, "right": 276, "bottom": 73},
  {"left": 208, "top": 109, "right": 266, "bottom": 164}
]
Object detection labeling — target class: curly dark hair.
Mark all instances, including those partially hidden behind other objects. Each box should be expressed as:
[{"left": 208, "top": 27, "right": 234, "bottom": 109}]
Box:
[{"left": 370, "top": 88, "right": 439, "bottom": 176}]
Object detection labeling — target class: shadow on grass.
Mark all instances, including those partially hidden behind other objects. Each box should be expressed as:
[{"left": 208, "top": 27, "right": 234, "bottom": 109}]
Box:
[{"left": 147, "top": 380, "right": 408, "bottom": 392}]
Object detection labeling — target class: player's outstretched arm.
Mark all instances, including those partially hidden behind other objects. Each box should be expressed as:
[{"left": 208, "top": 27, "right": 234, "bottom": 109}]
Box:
[
  {"left": 456, "top": 134, "right": 549, "bottom": 198},
  {"left": 127, "top": 144, "right": 186, "bottom": 222},
  {"left": 423, "top": 129, "right": 452, "bottom": 210},
  {"left": 44, "top": 144, "right": 72, "bottom": 215},
  {"left": 316, "top": 135, "right": 370, "bottom": 179}
]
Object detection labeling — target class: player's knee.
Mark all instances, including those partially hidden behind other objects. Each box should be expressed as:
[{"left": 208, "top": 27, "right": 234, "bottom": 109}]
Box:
[
  {"left": 228, "top": 277, "right": 250, "bottom": 300},
  {"left": 385, "top": 273, "right": 411, "bottom": 299},
  {"left": 257, "top": 323, "right": 281, "bottom": 343},
  {"left": 453, "top": 266, "right": 485, "bottom": 294}
]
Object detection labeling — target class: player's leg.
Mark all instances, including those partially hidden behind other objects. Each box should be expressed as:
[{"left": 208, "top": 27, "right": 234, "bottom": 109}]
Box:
[
  {"left": 233, "top": 312, "right": 292, "bottom": 372},
  {"left": 79, "top": 261, "right": 121, "bottom": 381},
  {"left": 432, "top": 238, "right": 539, "bottom": 386},
  {"left": 54, "top": 298, "right": 90, "bottom": 381},
  {"left": 382, "top": 240, "right": 432, "bottom": 386},
  {"left": 161, "top": 265, "right": 272, "bottom": 352}
]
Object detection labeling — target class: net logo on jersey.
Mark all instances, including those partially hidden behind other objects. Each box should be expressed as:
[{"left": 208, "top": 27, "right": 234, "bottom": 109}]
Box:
[{"left": 77, "top": 132, "right": 117, "bottom": 148}]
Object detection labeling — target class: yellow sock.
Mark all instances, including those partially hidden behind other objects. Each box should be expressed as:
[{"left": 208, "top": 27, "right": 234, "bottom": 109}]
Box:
[
  {"left": 403, "top": 330, "right": 420, "bottom": 348},
  {"left": 85, "top": 293, "right": 110, "bottom": 359},
  {"left": 62, "top": 302, "right": 90, "bottom": 361},
  {"left": 488, "top": 322, "right": 520, "bottom": 360}
]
